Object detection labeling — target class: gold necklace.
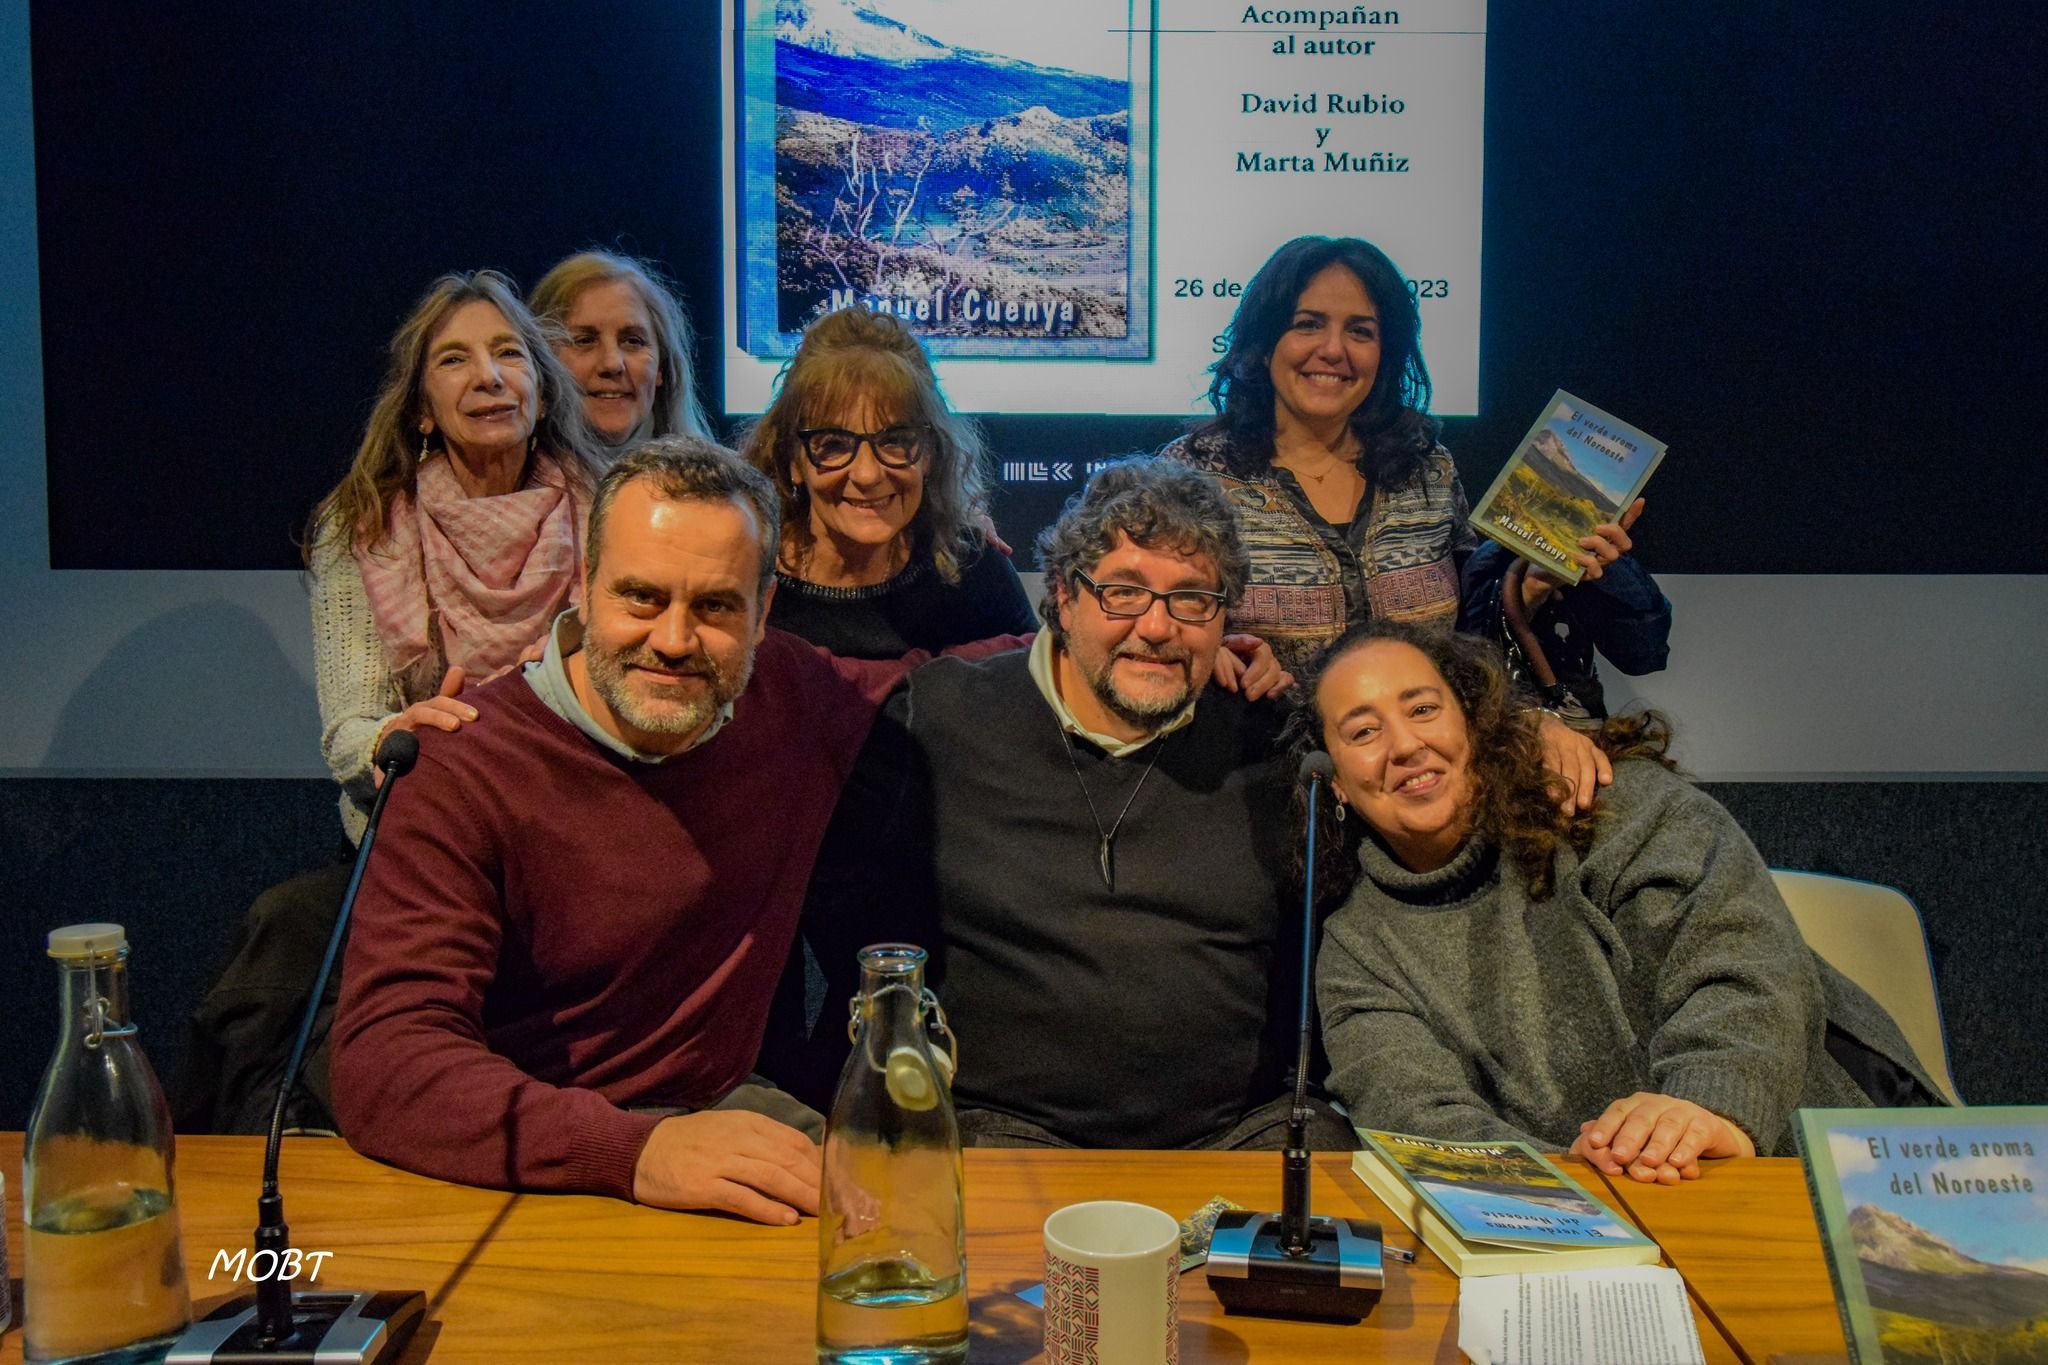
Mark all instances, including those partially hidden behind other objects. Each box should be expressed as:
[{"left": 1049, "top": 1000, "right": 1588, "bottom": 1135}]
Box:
[{"left": 1279, "top": 441, "right": 1362, "bottom": 487}]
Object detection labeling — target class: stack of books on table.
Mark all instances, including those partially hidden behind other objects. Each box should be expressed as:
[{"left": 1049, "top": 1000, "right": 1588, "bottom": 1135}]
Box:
[{"left": 1350, "top": 1128, "right": 1660, "bottom": 1277}]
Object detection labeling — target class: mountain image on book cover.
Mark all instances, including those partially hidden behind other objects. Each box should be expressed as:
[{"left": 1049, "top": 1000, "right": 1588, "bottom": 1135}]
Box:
[
  {"left": 1366, "top": 1131, "right": 1648, "bottom": 1248},
  {"left": 1468, "top": 390, "right": 1666, "bottom": 586},
  {"left": 1795, "top": 1108, "right": 2048, "bottom": 1365},
  {"left": 743, "top": 0, "right": 1148, "bottom": 357},
  {"left": 1851, "top": 1204, "right": 2048, "bottom": 1358}
]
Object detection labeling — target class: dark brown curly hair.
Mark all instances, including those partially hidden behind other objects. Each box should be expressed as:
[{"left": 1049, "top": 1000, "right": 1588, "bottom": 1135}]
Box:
[
  {"left": 1290, "top": 620, "right": 1676, "bottom": 902},
  {"left": 1195, "top": 235, "right": 1439, "bottom": 492}
]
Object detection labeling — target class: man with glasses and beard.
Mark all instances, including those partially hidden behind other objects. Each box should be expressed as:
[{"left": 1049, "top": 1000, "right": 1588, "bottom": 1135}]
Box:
[
  {"left": 330, "top": 437, "right": 1026, "bottom": 1224},
  {"left": 805, "top": 456, "right": 1354, "bottom": 1151}
]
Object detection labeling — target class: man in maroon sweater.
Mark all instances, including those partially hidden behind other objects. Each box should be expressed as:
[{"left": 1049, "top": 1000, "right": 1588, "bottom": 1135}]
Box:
[{"left": 332, "top": 438, "right": 935, "bottom": 1224}]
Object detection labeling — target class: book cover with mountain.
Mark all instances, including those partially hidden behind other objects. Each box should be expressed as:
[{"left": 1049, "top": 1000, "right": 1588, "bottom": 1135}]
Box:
[
  {"left": 1795, "top": 1107, "right": 2048, "bottom": 1364},
  {"left": 1468, "top": 390, "right": 1667, "bottom": 585},
  {"left": 1352, "top": 1129, "right": 1659, "bottom": 1277},
  {"left": 734, "top": 0, "right": 1152, "bottom": 359}
]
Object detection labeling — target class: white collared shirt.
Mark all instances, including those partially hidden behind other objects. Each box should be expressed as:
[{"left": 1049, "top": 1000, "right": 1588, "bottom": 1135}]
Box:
[{"left": 1024, "top": 629, "right": 1196, "bottom": 758}]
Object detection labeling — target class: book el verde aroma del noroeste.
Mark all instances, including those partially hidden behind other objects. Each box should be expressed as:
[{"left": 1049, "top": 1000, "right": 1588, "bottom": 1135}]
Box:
[
  {"left": 1793, "top": 1106, "right": 2048, "bottom": 1365},
  {"left": 1468, "top": 390, "right": 1667, "bottom": 586},
  {"left": 1350, "top": 1129, "right": 1659, "bottom": 1277}
]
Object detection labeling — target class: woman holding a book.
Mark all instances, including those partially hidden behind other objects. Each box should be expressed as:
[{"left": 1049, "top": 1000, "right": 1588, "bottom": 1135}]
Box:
[
  {"left": 1162, "top": 234, "right": 1670, "bottom": 754},
  {"left": 1300, "top": 622, "right": 1940, "bottom": 1184}
]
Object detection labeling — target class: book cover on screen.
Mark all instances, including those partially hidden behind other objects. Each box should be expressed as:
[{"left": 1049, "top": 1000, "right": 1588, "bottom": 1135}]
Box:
[
  {"left": 1468, "top": 390, "right": 1667, "bottom": 586},
  {"left": 733, "top": 0, "right": 1154, "bottom": 359},
  {"left": 1794, "top": 1106, "right": 2048, "bottom": 1365},
  {"left": 1351, "top": 1129, "right": 1659, "bottom": 1277}
]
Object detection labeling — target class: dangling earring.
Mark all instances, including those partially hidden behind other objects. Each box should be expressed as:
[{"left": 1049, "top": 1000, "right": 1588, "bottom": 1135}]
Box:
[
  {"left": 1333, "top": 797, "right": 1347, "bottom": 825},
  {"left": 417, "top": 432, "right": 431, "bottom": 462}
]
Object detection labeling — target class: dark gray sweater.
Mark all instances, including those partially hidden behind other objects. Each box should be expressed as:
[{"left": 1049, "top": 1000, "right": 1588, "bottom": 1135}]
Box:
[
  {"left": 1317, "top": 761, "right": 1933, "bottom": 1156},
  {"left": 807, "top": 648, "right": 1299, "bottom": 1148}
]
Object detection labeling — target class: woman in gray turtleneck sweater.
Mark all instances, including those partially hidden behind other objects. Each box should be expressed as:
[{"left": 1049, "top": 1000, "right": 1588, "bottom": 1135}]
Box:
[{"left": 1302, "top": 622, "right": 1940, "bottom": 1184}]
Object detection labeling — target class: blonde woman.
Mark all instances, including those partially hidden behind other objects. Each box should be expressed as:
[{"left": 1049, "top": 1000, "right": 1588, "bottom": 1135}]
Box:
[
  {"left": 308, "top": 269, "right": 604, "bottom": 841},
  {"left": 530, "top": 249, "right": 712, "bottom": 448}
]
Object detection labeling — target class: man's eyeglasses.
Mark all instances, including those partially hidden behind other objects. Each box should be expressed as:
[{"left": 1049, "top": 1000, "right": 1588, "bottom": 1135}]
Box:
[
  {"left": 795, "top": 425, "right": 928, "bottom": 471},
  {"left": 1072, "top": 569, "right": 1226, "bottom": 624}
]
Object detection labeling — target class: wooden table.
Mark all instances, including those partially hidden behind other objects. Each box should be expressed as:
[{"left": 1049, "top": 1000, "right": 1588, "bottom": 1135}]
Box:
[
  {"left": 0, "top": 1134, "right": 1770, "bottom": 1363},
  {"left": 1597, "top": 1158, "right": 1852, "bottom": 1365}
]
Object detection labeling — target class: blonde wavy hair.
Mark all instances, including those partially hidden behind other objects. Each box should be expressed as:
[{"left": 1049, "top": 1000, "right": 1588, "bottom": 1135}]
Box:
[
  {"left": 307, "top": 270, "right": 605, "bottom": 556},
  {"left": 528, "top": 250, "right": 712, "bottom": 443}
]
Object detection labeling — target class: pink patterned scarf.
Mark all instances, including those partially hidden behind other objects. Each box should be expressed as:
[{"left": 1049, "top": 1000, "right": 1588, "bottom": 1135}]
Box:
[{"left": 354, "top": 453, "right": 590, "bottom": 687}]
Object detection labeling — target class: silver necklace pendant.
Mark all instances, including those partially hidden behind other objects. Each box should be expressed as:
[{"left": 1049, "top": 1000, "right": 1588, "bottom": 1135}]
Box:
[{"left": 1059, "top": 723, "right": 1168, "bottom": 895}]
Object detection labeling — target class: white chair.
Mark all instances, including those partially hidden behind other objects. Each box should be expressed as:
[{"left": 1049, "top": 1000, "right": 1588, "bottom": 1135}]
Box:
[{"left": 1771, "top": 869, "right": 1962, "bottom": 1106}]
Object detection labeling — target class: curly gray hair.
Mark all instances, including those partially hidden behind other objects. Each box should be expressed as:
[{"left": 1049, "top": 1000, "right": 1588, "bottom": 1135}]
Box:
[{"left": 1034, "top": 456, "right": 1249, "bottom": 636}]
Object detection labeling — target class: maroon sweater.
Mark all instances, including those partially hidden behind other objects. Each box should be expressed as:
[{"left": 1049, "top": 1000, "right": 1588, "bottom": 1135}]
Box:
[{"left": 331, "top": 629, "right": 919, "bottom": 1199}]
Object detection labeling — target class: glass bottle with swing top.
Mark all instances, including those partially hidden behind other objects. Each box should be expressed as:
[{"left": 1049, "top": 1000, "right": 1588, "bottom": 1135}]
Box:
[
  {"left": 23, "top": 923, "right": 192, "bottom": 1364},
  {"left": 815, "top": 943, "right": 966, "bottom": 1365}
]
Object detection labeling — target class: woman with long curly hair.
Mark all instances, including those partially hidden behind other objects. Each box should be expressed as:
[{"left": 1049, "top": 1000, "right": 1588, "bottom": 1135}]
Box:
[
  {"left": 186, "top": 272, "right": 608, "bottom": 1135},
  {"left": 1298, "top": 622, "right": 1939, "bottom": 1182}
]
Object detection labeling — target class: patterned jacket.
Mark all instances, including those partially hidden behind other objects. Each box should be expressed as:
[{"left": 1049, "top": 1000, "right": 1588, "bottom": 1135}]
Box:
[{"left": 1160, "top": 429, "right": 1473, "bottom": 674}]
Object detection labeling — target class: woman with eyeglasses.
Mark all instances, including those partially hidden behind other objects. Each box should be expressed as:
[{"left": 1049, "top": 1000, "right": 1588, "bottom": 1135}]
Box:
[{"left": 740, "top": 307, "right": 1036, "bottom": 657}]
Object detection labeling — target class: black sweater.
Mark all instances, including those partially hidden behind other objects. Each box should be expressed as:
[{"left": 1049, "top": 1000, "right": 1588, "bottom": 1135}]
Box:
[
  {"left": 765, "top": 544, "right": 1035, "bottom": 659},
  {"left": 811, "top": 648, "right": 1299, "bottom": 1148}
]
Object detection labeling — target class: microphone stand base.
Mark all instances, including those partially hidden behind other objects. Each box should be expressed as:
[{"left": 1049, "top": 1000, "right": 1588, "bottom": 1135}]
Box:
[
  {"left": 165, "top": 1288, "right": 426, "bottom": 1364},
  {"left": 1205, "top": 1211, "right": 1385, "bottom": 1323}
]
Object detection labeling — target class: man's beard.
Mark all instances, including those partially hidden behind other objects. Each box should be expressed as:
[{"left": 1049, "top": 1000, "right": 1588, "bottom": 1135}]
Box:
[
  {"left": 585, "top": 642, "right": 750, "bottom": 740},
  {"left": 1083, "top": 641, "right": 1196, "bottom": 732}
]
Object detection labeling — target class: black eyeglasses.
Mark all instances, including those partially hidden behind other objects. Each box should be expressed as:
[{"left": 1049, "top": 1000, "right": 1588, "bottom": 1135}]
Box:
[
  {"left": 794, "top": 425, "right": 928, "bottom": 471},
  {"left": 1072, "top": 569, "right": 1227, "bottom": 623}
]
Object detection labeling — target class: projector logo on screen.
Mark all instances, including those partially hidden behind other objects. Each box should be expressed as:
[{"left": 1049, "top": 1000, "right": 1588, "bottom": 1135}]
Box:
[
  {"left": 734, "top": 0, "right": 1153, "bottom": 361},
  {"left": 1002, "top": 462, "right": 1075, "bottom": 484}
]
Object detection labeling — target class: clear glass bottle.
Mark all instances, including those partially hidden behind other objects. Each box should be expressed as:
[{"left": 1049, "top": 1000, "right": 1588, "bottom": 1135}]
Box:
[
  {"left": 23, "top": 923, "right": 192, "bottom": 1364},
  {"left": 2, "top": 1168, "right": 11, "bottom": 1335},
  {"left": 816, "top": 944, "right": 966, "bottom": 1365}
]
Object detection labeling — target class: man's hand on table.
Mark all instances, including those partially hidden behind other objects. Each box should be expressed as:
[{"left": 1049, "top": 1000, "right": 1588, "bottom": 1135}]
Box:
[{"left": 632, "top": 1111, "right": 822, "bottom": 1224}]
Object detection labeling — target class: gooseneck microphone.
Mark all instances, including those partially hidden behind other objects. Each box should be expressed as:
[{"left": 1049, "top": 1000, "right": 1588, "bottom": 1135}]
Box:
[
  {"left": 1205, "top": 750, "right": 1388, "bottom": 1323},
  {"left": 167, "top": 731, "right": 428, "bottom": 1365}
]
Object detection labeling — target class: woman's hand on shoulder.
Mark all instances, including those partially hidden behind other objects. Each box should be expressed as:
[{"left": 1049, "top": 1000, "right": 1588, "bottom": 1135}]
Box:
[
  {"left": 1570, "top": 1091, "right": 1756, "bottom": 1184},
  {"left": 974, "top": 512, "right": 1013, "bottom": 558},
  {"left": 1538, "top": 712, "right": 1611, "bottom": 813},
  {"left": 1215, "top": 633, "right": 1295, "bottom": 700},
  {"left": 372, "top": 666, "right": 474, "bottom": 785}
]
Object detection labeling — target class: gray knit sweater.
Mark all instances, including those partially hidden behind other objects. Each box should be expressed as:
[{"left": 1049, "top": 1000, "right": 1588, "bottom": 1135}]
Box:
[{"left": 1317, "top": 760, "right": 1933, "bottom": 1156}]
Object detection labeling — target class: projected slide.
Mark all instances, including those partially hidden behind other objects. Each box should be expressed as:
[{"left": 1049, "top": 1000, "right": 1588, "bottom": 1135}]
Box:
[{"left": 724, "top": 1, "right": 1485, "bottom": 416}]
